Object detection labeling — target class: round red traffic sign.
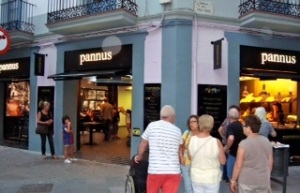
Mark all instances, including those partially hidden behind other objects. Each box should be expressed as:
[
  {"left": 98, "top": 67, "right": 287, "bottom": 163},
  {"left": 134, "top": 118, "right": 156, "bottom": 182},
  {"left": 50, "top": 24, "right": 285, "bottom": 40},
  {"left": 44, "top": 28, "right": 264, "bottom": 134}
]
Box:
[{"left": 0, "top": 28, "right": 11, "bottom": 55}]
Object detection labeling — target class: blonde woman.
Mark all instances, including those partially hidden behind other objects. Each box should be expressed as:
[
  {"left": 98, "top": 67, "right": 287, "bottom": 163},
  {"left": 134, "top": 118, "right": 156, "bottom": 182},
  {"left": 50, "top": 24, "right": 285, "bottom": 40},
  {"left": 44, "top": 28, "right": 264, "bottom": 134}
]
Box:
[
  {"left": 188, "top": 114, "right": 226, "bottom": 193},
  {"left": 180, "top": 115, "right": 199, "bottom": 193},
  {"left": 37, "top": 101, "right": 57, "bottom": 159}
]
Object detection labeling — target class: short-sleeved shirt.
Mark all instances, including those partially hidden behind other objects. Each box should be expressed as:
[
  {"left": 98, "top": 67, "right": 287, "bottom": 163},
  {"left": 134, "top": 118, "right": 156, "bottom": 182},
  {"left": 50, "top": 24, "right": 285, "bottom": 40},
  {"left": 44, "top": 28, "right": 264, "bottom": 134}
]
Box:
[
  {"left": 189, "top": 136, "right": 222, "bottom": 184},
  {"left": 238, "top": 135, "right": 272, "bottom": 186},
  {"left": 62, "top": 124, "right": 73, "bottom": 146},
  {"left": 182, "top": 130, "right": 192, "bottom": 165},
  {"left": 101, "top": 102, "right": 113, "bottom": 120},
  {"left": 142, "top": 120, "right": 183, "bottom": 174},
  {"left": 221, "top": 118, "right": 230, "bottom": 145},
  {"left": 226, "top": 121, "right": 246, "bottom": 157},
  {"left": 259, "top": 121, "right": 275, "bottom": 138}
]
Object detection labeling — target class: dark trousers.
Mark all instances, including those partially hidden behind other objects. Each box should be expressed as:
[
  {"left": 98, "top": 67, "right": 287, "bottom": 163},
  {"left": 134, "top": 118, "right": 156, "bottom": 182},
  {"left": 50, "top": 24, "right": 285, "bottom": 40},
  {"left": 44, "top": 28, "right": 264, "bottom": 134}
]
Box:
[
  {"left": 103, "top": 119, "right": 112, "bottom": 141},
  {"left": 40, "top": 133, "right": 55, "bottom": 156}
]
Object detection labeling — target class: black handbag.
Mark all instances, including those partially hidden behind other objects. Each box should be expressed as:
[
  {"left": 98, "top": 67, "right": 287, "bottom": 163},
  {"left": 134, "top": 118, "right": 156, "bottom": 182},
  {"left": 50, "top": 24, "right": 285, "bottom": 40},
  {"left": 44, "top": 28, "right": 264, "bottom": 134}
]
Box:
[{"left": 35, "top": 124, "right": 49, "bottom": 135}]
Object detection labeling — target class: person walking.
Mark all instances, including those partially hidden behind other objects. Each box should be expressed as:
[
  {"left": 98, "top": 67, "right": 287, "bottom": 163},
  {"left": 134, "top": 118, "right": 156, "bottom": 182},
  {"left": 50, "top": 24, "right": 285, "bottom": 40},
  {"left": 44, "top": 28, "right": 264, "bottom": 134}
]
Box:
[
  {"left": 180, "top": 115, "right": 199, "bottom": 193},
  {"left": 189, "top": 114, "right": 226, "bottom": 193},
  {"left": 255, "top": 106, "right": 277, "bottom": 138},
  {"left": 225, "top": 108, "right": 246, "bottom": 192},
  {"left": 101, "top": 98, "right": 114, "bottom": 141},
  {"left": 135, "top": 105, "right": 183, "bottom": 193},
  {"left": 218, "top": 105, "right": 240, "bottom": 183},
  {"left": 36, "top": 101, "right": 57, "bottom": 159},
  {"left": 230, "top": 115, "right": 273, "bottom": 193}
]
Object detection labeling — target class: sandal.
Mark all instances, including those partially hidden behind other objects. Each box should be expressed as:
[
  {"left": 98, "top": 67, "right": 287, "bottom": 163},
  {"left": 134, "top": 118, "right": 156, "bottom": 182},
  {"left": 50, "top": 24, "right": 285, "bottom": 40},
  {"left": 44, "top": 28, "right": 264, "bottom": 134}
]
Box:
[{"left": 51, "top": 155, "right": 59, "bottom": 159}]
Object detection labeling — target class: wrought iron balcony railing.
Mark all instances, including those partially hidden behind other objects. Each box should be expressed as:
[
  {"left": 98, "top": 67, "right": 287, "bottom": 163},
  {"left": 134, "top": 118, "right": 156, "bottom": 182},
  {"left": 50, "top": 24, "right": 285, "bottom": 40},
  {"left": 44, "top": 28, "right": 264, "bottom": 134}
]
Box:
[
  {"left": 47, "top": 0, "right": 138, "bottom": 23},
  {"left": 239, "top": 0, "right": 300, "bottom": 18},
  {"left": 0, "top": 0, "right": 35, "bottom": 33}
]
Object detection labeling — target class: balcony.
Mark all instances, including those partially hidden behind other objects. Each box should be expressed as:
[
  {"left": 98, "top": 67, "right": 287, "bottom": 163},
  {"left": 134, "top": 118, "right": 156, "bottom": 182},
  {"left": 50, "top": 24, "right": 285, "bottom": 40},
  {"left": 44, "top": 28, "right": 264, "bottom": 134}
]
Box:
[
  {"left": 0, "top": 0, "right": 35, "bottom": 44},
  {"left": 239, "top": 0, "right": 300, "bottom": 34},
  {"left": 46, "top": 0, "right": 138, "bottom": 35}
]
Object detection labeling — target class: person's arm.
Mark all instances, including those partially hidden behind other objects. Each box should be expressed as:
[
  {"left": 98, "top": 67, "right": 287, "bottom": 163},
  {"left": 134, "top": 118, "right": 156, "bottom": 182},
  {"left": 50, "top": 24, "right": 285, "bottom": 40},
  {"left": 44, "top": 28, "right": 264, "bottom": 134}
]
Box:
[
  {"left": 218, "top": 125, "right": 225, "bottom": 139},
  {"left": 270, "top": 125, "right": 277, "bottom": 137},
  {"left": 179, "top": 144, "right": 184, "bottom": 165},
  {"left": 268, "top": 150, "right": 273, "bottom": 172},
  {"left": 217, "top": 139, "right": 226, "bottom": 165},
  {"left": 225, "top": 135, "right": 234, "bottom": 153},
  {"left": 230, "top": 146, "right": 245, "bottom": 193},
  {"left": 135, "top": 139, "right": 148, "bottom": 163},
  {"left": 66, "top": 121, "right": 72, "bottom": 133}
]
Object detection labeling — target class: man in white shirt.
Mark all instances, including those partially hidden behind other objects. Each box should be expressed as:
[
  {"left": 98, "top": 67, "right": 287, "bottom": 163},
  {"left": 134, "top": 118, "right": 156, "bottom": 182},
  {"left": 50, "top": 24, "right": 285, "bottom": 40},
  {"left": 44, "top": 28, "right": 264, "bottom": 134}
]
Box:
[{"left": 135, "top": 105, "right": 183, "bottom": 193}]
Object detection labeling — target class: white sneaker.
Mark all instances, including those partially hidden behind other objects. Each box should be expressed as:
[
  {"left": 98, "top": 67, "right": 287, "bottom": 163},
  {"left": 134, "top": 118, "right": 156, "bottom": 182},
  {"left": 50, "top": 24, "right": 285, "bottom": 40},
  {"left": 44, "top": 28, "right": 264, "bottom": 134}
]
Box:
[
  {"left": 70, "top": 158, "right": 78, "bottom": 161},
  {"left": 64, "top": 159, "right": 72, "bottom": 164}
]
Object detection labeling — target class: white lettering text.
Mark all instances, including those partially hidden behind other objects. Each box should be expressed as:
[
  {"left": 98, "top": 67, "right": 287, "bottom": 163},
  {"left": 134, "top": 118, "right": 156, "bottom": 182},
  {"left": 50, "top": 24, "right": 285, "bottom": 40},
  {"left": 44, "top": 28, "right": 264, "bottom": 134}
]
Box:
[
  {"left": 0, "top": 63, "right": 19, "bottom": 72},
  {"left": 79, "top": 51, "right": 113, "bottom": 65}
]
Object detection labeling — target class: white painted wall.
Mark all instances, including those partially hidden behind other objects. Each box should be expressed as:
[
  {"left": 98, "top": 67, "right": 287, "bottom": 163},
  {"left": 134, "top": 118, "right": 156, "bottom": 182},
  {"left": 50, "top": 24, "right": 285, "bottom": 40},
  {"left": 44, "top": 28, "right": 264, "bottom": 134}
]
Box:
[
  {"left": 144, "top": 29, "right": 162, "bottom": 83},
  {"left": 118, "top": 87, "right": 132, "bottom": 126},
  {"left": 37, "top": 45, "right": 57, "bottom": 86},
  {"left": 137, "top": 0, "right": 239, "bottom": 20},
  {"left": 28, "top": 0, "right": 48, "bottom": 16},
  {"left": 196, "top": 26, "right": 228, "bottom": 85}
]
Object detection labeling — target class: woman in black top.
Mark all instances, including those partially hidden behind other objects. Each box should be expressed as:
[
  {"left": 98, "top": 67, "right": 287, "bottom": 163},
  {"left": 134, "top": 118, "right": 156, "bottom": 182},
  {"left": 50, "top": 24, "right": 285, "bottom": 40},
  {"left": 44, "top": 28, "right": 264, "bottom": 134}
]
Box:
[{"left": 37, "top": 101, "right": 57, "bottom": 159}]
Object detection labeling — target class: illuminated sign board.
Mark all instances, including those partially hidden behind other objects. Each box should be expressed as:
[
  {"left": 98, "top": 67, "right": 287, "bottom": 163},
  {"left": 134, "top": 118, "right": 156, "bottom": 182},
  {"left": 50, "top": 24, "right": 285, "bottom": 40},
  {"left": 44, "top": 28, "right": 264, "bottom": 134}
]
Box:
[
  {"left": 240, "top": 46, "right": 300, "bottom": 74},
  {"left": 0, "top": 57, "right": 30, "bottom": 78},
  {"left": 65, "top": 44, "right": 132, "bottom": 72}
]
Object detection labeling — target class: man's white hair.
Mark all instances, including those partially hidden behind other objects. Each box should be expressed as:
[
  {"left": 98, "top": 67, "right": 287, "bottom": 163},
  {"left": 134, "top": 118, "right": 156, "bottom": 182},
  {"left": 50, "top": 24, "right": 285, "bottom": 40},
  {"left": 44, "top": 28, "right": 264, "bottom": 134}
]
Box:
[
  {"left": 228, "top": 108, "right": 239, "bottom": 120},
  {"left": 160, "top": 105, "right": 175, "bottom": 118},
  {"left": 255, "top": 107, "right": 267, "bottom": 122}
]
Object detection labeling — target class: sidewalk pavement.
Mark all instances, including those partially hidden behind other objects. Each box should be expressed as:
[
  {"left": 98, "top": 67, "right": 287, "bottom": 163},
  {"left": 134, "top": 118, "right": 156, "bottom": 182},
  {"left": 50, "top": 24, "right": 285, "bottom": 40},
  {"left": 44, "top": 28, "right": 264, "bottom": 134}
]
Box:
[{"left": 0, "top": 145, "right": 299, "bottom": 193}]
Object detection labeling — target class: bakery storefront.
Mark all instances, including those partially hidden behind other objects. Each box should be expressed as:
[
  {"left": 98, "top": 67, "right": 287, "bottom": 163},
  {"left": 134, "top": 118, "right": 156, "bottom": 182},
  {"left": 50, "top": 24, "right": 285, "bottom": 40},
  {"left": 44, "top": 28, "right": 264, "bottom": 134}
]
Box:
[
  {"left": 0, "top": 57, "right": 30, "bottom": 147},
  {"left": 239, "top": 45, "right": 300, "bottom": 161},
  {"left": 48, "top": 44, "right": 134, "bottom": 164}
]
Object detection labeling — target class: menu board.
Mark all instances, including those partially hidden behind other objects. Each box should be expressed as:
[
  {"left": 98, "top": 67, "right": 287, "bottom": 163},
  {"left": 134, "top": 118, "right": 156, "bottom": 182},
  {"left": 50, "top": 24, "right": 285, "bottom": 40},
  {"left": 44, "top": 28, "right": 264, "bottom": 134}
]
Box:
[
  {"left": 144, "top": 84, "right": 161, "bottom": 129},
  {"left": 198, "top": 84, "right": 227, "bottom": 132}
]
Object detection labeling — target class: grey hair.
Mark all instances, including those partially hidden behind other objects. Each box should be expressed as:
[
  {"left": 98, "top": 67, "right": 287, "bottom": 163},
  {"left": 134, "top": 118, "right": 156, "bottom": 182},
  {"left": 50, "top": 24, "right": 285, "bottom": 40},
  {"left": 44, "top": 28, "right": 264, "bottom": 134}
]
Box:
[
  {"left": 255, "top": 107, "right": 267, "bottom": 122},
  {"left": 160, "top": 105, "right": 175, "bottom": 118},
  {"left": 228, "top": 108, "right": 239, "bottom": 120}
]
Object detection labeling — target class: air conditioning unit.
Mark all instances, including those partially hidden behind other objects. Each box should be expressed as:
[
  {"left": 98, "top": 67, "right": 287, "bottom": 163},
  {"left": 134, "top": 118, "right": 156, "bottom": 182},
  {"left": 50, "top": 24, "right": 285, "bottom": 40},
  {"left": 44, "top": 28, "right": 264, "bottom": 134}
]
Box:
[{"left": 159, "top": 0, "right": 171, "bottom": 4}]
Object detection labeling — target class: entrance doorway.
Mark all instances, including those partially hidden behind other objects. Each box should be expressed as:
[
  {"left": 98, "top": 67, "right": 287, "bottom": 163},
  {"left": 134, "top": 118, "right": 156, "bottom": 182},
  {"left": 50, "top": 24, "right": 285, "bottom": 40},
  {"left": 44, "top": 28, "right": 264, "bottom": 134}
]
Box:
[{"left": 76, "top": 76, "right": 132, "bottom": 165}]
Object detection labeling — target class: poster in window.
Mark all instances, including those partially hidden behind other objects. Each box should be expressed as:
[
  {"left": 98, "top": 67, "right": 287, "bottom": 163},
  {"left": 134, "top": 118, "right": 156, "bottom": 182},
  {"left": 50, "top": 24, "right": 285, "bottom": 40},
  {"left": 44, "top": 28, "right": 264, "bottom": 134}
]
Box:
[
  {"left": 87, "top": 90, "right": 96, "bottom": 99},
  {"left": 6, "top": 81, "right": 30, "bottom": 117},
  {"left": 82, "top": 100, "right": 89, "bottom": 111},
  {"left": 96, "top": 90, "right": 106, "bottom": 100},
  {"left": 89, "top": 101, "right": 95, "bottom": 110}
]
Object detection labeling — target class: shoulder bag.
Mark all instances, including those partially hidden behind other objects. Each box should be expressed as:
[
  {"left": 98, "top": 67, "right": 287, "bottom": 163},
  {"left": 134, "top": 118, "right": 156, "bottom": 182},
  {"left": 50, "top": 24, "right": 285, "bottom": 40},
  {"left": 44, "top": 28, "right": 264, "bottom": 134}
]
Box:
[{"left": 35, "top": 124, "right": 49, "bottom": 135}]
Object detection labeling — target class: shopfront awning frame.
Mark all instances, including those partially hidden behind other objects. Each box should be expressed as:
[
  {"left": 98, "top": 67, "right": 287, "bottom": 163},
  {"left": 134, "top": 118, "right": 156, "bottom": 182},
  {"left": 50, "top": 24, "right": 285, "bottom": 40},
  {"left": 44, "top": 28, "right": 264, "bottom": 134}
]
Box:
[
  {"left": 0, "top": 76, "right": 29, "bottom": 82},
  {"left": 241, "top": 69, "right": 300, "bottom": 81},
  {"left": 48, "top": 69, "right": 131, "bottom": 81}
]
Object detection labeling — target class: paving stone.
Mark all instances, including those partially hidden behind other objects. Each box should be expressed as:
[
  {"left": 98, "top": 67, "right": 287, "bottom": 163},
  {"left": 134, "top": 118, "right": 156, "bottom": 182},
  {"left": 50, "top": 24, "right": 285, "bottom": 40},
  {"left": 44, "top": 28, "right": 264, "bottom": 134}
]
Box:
[{"left": 17, "top": 184, "right": 53, "bottom": 193}]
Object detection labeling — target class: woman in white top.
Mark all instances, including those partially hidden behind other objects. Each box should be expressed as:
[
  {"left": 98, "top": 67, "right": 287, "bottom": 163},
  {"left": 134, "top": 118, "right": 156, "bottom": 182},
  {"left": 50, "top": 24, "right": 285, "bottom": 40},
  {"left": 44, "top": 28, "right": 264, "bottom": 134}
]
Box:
[{"left": 188, "top": 114, "right": 226, "bottom": 193}]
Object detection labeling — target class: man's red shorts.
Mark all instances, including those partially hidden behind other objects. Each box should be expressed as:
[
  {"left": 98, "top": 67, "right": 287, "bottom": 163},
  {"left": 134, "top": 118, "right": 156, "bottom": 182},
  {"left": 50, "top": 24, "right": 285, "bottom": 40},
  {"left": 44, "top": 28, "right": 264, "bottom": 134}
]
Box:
[{"left": 147, "top": 174, "right": 181, "bottom": 193}]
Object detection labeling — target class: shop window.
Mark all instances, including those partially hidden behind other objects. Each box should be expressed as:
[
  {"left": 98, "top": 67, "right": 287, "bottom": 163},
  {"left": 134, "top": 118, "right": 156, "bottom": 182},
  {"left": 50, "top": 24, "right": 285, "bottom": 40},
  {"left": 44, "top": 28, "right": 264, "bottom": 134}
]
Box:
[
  {"left": 240, "top": 77, "right": 297, "bottom": 128},
  {"left": 4, "top": 81, "right": 30, "bottom": 143}
]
